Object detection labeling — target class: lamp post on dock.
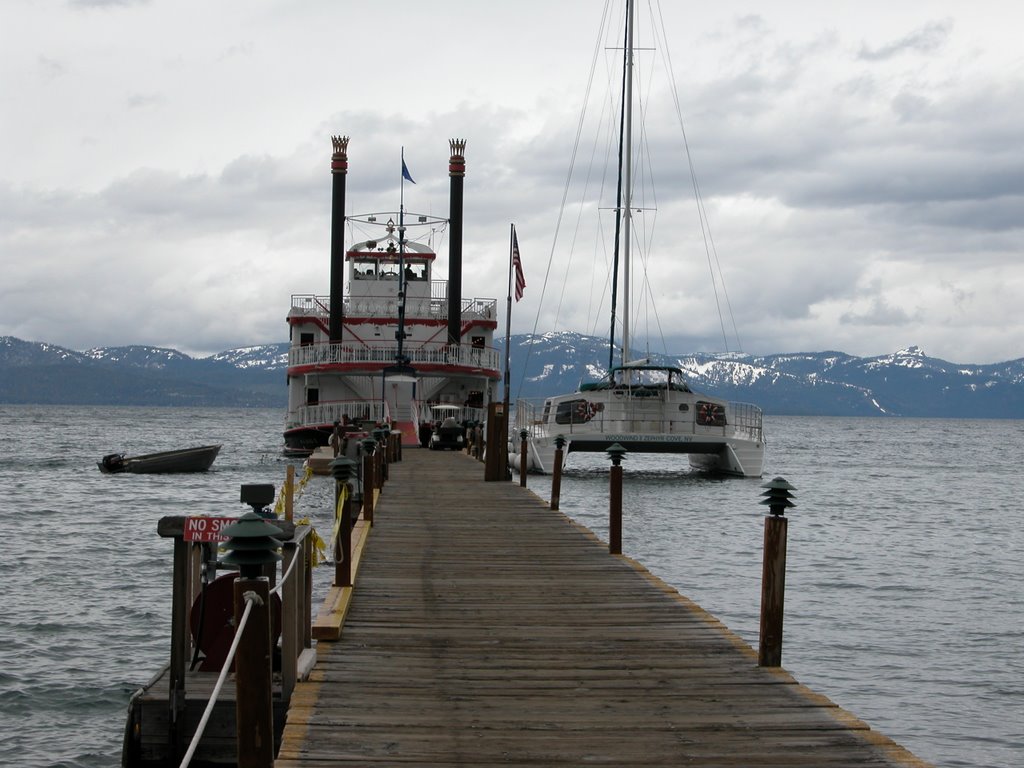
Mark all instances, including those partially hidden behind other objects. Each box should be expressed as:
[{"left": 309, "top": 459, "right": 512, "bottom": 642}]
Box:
[
  {"left": 550, "top": 435, "right": 566, "bottom": 511},
  {"left": 330, "top": 458, "right": 356, "bottom": 587},
  {"left": 519, "top": 429, "right": 529, "bottom": 487},
  {"left": 758, "top": 477, "right": 796, "bottom": 667},
  {"left": 606, "top": 443, "right": 627, "bottom": 555},
  {"left": 360, "top": 437, "right": 376, "bottom": 524},
  {"left": 221, "top": 508, "right": 283, "bottom": 768}
]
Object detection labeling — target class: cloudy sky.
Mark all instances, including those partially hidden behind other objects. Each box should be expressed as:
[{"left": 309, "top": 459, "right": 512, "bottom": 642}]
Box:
[{"left": 2, "top": 0, "right": 1022, "bottom": 364}]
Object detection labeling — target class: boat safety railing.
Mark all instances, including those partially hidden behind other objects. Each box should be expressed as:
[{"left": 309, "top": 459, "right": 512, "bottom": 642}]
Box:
[
  {"left": 288, "top": 292, "right": 497, "bottom": 323},
  {"left": 425, "top": 403, "right": 488, "bottom": 425},
  {"left": 287, "top": 399, "right": 389, "bottom": 431},
  {"left": 288, "top": 340, "right": 502, "bottom": 373},
  {"left": 727, "top": 401, "right": 764, "bottom": 442}
]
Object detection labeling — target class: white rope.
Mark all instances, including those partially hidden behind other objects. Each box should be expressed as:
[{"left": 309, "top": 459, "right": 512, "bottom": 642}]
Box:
[
  {"left": 270, "top": 550, "right": 298, "bottom": 598},
  {"left": 177, "top": 594, "right": 256, "bottom": 768}
]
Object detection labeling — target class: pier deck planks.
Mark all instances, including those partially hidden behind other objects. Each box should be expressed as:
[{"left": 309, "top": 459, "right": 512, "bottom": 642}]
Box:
[{"left": 277, "top": 449, "right": 929, "bottom": 767}]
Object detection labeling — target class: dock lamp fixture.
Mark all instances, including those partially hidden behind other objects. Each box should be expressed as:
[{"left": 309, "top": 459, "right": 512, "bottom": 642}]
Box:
[
  {"left": 605, "top": 442, "right": 627, "bottom": 466},
  {"left": 760, "top": 477, "right": 797, "bottom": 517},
  {"left": 220, "top": 512, "right": 284, "bottom": 579},
  {"left": 329, "top": 457, "right": 357, "bottom": 485}
]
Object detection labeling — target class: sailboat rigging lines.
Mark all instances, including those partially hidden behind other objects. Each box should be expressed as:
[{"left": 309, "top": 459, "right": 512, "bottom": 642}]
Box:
[{"left": 511, "top": 0, "right": 765, "bottom": 477}]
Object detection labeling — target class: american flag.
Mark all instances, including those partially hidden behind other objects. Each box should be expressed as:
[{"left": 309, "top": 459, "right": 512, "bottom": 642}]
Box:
[{"left": 512, "top": 229, "right": 526, "bottom": 301}]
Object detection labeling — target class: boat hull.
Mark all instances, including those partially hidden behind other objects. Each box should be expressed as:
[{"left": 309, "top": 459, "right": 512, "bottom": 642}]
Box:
[
  {"left": 98, "top": 445, "right": 222, "bottom": 474},
  {"left": 512, "top": 431, "right": 764, "bottom": 478}
]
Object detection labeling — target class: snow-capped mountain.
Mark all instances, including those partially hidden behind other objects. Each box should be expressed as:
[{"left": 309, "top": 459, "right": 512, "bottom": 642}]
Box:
[
  {"left": 502, "top": 332, "right": 1024, "bottom": 418},
  {"left": 3, "top": 333, "right": 1023, "bottom": 416}
]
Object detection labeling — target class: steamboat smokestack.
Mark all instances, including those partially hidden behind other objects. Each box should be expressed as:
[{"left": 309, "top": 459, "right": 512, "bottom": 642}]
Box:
[
  {"left": 329, "top": 135, "right": 349, "bottom": 342},
  {"left": 447, "top": 139, "right": 466, "bottom": 346}
]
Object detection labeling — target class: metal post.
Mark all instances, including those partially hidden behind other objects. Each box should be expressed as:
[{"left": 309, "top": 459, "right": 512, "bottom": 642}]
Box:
[
  {"left": 550, "top": 435, "right": 566, "bottom": 511},
  {"left": 606, "top": 444, "right": 626, "bottom": 555},
  {"left": 758, "top": 477, "right": 796, "bottom": 667}
]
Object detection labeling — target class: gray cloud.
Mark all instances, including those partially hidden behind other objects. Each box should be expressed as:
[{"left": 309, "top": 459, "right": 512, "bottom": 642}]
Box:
[{"left": 858, "top": 20, "right": 953, "bottom": 61}]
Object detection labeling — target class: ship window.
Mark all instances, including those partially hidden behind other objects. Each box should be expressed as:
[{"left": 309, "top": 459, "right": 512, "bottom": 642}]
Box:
[
  {"left": 306, "top": 388, "right": 319, "bottom": 405},
  {"left": 471, "top": 336, "right": 485, "bottom": 349},
  {"left": 405, "top": 261, "right": 427, "bottom": 281},
  {"left": 696, "top": 401, "right": 726, "bottom": 426},
  {"left": 353, "top": 260, "right": 376, "bottom": 279},
  {"left": 300, "top": 333, "right": 315, "bottom": 346},
  {"left": 554, "top": 398, "right": 599, "bottom": 425}
]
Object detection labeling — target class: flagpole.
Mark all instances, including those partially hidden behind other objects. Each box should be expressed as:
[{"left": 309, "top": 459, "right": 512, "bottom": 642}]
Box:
[{"left": 503, "top": 223, "right": 514, "bottom": 418}]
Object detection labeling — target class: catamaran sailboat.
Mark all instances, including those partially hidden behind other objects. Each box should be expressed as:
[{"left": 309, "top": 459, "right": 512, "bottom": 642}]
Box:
[{"left": 511, "top": 1, "right": 765, "bottom": 477}]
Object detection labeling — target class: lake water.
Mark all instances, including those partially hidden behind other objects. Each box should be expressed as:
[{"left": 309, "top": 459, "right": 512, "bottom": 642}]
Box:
[{"left": 0, "top": 406, "right": 1020, "bottom": 767}]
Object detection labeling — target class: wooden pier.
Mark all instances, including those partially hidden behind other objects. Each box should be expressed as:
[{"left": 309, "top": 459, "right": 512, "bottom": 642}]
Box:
[{"left": 276, "top": 448, "right": 930, "bottom": 767}]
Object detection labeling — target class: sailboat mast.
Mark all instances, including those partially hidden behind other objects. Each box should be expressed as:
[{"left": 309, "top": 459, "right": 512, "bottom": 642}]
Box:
[{"left": 622, "top": 0, "right": 634, "bottom": 367}]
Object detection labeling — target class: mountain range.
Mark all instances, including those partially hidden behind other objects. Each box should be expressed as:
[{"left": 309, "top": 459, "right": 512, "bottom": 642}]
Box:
[{"left": 2, "top": 333, "right": 1023, "bottom": 418}]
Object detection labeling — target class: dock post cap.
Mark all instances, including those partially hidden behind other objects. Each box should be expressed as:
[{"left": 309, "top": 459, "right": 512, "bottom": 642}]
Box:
[
  {"left": 605, "top": 443, "right": 627, "bottom": 465},
  {"left": 554, "top": 434, "right": 566, "bottom": 449},
  {"left": 519, "top": 429, "right": 529, "bottom": 441},
  {"left": 329, "top": 457, "right": 357, "bottom": 483},
  {"left": 360, "top": 437, "right": 377, "bottom": 454},
  {"left": 220, "top": 512, "right": 284, "bottom": 577},
  {"left": 760, "top": 476, "right": 796, "bottom": 516}
]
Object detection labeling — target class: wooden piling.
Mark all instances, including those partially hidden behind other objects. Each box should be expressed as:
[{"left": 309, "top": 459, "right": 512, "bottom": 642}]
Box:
[
  {"left": 284, "top": 464, "right": 295, "bottom": 522},
  {"left": 609, "top": 461, "right": 622, "bottom": 555},
  {"left": 335, "top": 486, "right": 352, "bottom": 588},
  {"left": 550, "top": 442, "right": 564, "bottom": 511},
  {"left": 519, "top": 431, "right": 528, "bottom": 488},
  {"left": 362, "top": 449, "right": 375, "bottom": 525},
  {"left": 233, "top": 578, "right": 274, "bottom": 768},
  {"left": 758, "top": 515, "right": 788, "bottom": 667}
]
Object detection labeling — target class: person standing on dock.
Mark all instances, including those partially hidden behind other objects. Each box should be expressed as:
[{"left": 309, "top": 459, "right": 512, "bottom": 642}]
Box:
[{"left": 330, "top": 420, "right": 343, "bottom": 457}]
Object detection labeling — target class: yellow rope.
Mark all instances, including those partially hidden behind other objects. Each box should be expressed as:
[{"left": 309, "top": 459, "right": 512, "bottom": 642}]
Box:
[
  {"left": 329, "top": 484, "right": 349, "bottom": 550},
  {"left": 269, "top": 464, "right": 327, "bottom": 566}
]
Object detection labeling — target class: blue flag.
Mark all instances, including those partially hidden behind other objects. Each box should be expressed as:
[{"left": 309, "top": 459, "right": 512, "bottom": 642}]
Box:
[{"left": 402, "top": 158, "right": 415, "bottom": 184}]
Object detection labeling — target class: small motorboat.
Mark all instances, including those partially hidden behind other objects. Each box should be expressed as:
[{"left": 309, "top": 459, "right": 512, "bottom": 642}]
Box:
[{"left": 98, "top": 445, "right": 222, "bottom": 474}]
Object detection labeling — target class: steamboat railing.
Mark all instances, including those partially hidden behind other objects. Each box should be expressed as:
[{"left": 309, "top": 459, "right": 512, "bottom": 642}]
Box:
[
  {"left": 288, "top": 340, "right": 501, "bottom": 373},
  {"left": 289, "top": 291, "right": 498, "bottom": 323}
]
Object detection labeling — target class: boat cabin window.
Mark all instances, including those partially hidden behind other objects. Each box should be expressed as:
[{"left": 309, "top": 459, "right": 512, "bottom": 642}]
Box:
[
  {"left": 696, "top": 400, "right": 726, "bottom": 427},
  {"left": 380, "top": 263, "right": 400, "bottom": 280},
  {"left": 471, "top": 336, "right": 485, "bottom": 349},
  {"left": 466, "top": 390, "right": 483, "bottom": 408},
  {"left": 300, "top": 332, "right": 315, "bottom": 346},
  {"left": 554, "top": 398, "right": 601, "bottom": 425},
  {"left": 404, "top": 261, "right": 427, "bottom": 281},
  {"left": 306, "top": 388, "right": 319, "bottom": 405},
  {"left": 353, "top": 260, "right": 377, "bottom": 279}
]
